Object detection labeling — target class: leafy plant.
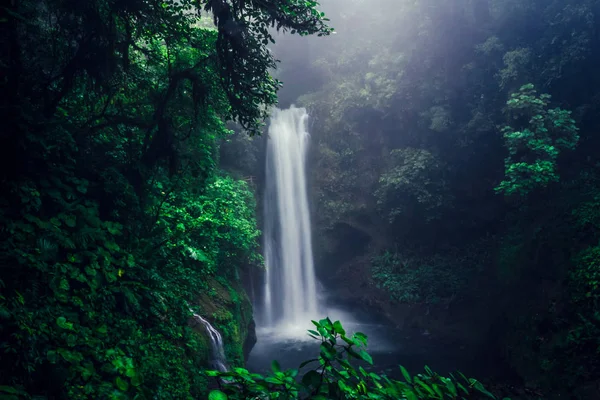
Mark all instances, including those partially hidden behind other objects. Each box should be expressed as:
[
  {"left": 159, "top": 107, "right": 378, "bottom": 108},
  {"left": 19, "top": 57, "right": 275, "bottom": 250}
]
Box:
[
  {"left": 206, "top": 318, "right": 501, "bottom": 399},
  {"left": 496, "top": 84, "right": 579, "bottom": 196},
  {"left": 1, "top": 0, "right": 320, "bottom": 396},
  {"left": 371, "top": 250, "right": 475, "bottom": 305},
  {"left": 375, "top": 148, "right": 450, "bottom": 224}
]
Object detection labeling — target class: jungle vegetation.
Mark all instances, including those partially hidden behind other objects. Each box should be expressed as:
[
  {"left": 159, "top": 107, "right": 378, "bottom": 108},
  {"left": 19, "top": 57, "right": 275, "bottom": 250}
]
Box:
[
  {"left": 2, "top": 0, "right": 600, "bottom": 399},
  {"left": 267, "top": 0, "right": 600, "bottom": 398},
  {"left": 0, "top": 0, "right": 330, "bottom": 398}
]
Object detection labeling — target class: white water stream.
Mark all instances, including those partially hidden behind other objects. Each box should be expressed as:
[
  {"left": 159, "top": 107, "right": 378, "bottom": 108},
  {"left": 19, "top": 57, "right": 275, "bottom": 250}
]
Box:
[
  {"left": 192, "top": 313, "right": 228, "bottom": 372},
  {"left": 262, "top": 106, "right": 319, "bottom": 333}
]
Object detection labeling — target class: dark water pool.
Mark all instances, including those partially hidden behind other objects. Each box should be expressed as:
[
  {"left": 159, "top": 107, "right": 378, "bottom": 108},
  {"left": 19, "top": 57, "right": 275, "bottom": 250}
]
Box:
[{"left": 246, "top": 308, "right": 517, "bottom": 384}]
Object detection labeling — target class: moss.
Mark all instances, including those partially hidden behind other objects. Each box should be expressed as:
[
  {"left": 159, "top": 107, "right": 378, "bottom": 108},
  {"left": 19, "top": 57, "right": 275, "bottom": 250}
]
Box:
[
  {"left": 190, "top": 326, "right": 211, "bottom": 365},
  {"left": 187, "top": 326, "right": 211, "bottom": 394},
  {"left": 194, "top": 276, "right": 256, "bottom": 368}
]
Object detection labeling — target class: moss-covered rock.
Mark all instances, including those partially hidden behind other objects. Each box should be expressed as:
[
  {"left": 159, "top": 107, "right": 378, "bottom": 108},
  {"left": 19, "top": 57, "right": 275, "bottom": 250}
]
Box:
[{"left": 192, "top": 276, "right": 256, "bottom": 368}]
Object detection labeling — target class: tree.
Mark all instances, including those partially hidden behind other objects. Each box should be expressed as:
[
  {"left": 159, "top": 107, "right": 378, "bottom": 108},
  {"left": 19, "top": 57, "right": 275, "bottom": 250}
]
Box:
[
  {"left": 496, "top": 84, "right": 579, "bottom": 196},
  {"left": 0, "top": 0, "right": 332, "bottom": 397}
]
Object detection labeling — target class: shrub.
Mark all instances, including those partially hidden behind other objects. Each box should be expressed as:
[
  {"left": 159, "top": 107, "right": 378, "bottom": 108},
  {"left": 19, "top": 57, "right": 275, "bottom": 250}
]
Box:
[{"left": 206, "top": 318, "right": 501, "bottom": 399}]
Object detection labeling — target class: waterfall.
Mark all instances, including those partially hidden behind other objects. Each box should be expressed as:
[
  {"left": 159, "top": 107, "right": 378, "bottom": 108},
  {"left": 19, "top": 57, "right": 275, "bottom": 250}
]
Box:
[
  {"left": 262, "top": 106, "right": 319, "bottom": 328},
  {"left": 192, "top": 313, "right": 228, "bottom": 372}
]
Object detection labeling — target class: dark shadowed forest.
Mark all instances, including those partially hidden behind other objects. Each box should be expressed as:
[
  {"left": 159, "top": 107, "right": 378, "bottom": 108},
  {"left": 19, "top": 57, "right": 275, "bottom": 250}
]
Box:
[{"left": 1, "top": 0, "right": 600, "bottom": 399}]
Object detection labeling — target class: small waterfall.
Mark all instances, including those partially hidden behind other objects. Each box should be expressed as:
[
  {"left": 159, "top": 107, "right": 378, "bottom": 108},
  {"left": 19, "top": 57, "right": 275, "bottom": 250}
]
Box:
[
  {"left": 262, "top": 106, "right": 319, "bottom": 328},
  {"left": 192, "top": 313, "right": 228, "bottom": 372}
]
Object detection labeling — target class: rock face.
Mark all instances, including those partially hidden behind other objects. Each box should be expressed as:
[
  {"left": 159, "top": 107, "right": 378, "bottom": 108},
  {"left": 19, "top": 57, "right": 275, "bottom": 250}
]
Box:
[
  {"left": 192, "top": 276, "right": 257, "bottom": 368},
  {"left": 314, "top": 219, "right": 570, "bottom": 390},
  {"left": 243, "top": 318, "right": 257, "bottom": 361}
]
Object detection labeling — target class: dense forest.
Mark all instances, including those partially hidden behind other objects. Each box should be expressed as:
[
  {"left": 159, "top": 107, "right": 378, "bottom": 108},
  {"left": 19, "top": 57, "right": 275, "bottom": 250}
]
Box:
[
  {"left": 0, "top": 0, "right": 328, "bottom": 398},
  {"left": 268, "top": 0, "right": 600, "bottom": 398},
  {"left": 2, "top": 0, "right": 600, "bottom": 399}
]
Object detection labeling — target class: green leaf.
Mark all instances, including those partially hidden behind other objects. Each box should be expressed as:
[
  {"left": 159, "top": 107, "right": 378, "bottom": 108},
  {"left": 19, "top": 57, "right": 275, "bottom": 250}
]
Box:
[
  {"left": 444, "top": 378, "right": 457, "bottom": 396},
  {"left": 405, "top": 390, "right": 418, "bottom": 400},
  {"left": 47, "top": 350, "right": 58, "bottom": 364},
  {"left": 0, "top": 386, "right": 19, "bottom": 394},
  {"left": 333, "top": 320, "right": 345, "bottom": 335},
  {"left": 353, "top": 331, "right": 368, "bottom": 346},
  {"left": 208, "top": 390, "right": 228, "bottom": 400},
  {"left": 340, "top": 334, "right": 355, "bottom": 346},
  {"left": 301, "top": 370, "right": 321, "bottom": 388},
  {"left": 63, "top": 214, "right": 77, "bottom": 228},
  {"left": 115, "top": 376, "right": 129, "bottom": 391},
  {"left": 318, "top": 317, "right": 332, "bottom": 330},
  {"left": 271, "top": 360, "right": 281, "bottom": 373},
  {"left": 299, "top": 358, "right": 318, "bottom": 368},
  {"left": 81, "top": 362, "right": 95, "bottom": 381},
  {"left": 415, "top": 379, "right": 435, "bottom": 396},
  {"left": 400, "top": 365, "right": 412, "bottom": 383},
  {"left": 76, "top": 184, "right": 87, "bottom": 194},
  {"left": 469, "top": 379, "right": 496, "bottom": 399},
  {"left": 338, "top": 379, "right": 350, "bottom": 392},
  {"left": 368, "top": 372, "right": 381, "bottom": 381},
  {"left": 456, "top": 381, "right": 469, "bottom": 394},
  {"left": 359, "top": 350, "right": 373, "bottom": 365},
  {"left": 432, "top": 384, "right": 443, "bottom": 399},
  {"left": 130, "top": 374, "right": 142, "bottom": 387},
  {"left": 56, "top": 316, "right": 73, "bottom": 330},
  {"left": 265, "top": 377, "right": 282, "bottom": 384}
]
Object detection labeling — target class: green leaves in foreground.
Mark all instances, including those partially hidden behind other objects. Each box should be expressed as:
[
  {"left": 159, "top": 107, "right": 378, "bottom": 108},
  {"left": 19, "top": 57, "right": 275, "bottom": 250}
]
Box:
[
  {"left": 208, "top": 390, "right": 228, "bottom": 400},
  {"left": 207, "top": 318, "right": 503, "bottom": 399}
]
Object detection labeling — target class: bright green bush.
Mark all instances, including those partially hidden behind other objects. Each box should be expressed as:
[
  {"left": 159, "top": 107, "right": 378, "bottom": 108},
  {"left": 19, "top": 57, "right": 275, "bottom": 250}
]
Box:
[
  {"left": 206, "top": 318, "right": 502, "bottom": 399},
  {"left": 496, "top": 84, "right": 579, "bottom": 196}
]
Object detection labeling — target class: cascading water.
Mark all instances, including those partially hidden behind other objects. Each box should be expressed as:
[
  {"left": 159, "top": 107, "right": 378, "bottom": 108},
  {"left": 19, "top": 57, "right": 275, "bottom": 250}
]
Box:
[
  {"left": 192, "top": 313, "right": 228, "bottom": 372},
  {"left": 247, "top": 107, "right": 398, "bottom": 373},
  {"left": 262, "top": 106, "right": 319, "bottom": 330}
]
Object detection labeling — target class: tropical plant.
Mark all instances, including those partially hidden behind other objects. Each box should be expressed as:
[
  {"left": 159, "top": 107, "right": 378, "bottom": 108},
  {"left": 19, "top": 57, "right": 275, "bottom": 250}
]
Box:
[
  {"left": 0, "top": 0, "right": 332, "bottom": 397},
  {"left": 496, "top": 84, "right": 579, "bottom": 196},
  {"left": 206, "top": 318, "right": 501, "bottom": 399}
]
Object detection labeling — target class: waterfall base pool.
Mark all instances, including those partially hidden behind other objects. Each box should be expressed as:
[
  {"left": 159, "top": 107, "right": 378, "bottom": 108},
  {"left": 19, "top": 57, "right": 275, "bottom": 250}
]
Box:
[{"left": 247, "top": 310, "right": 520, "bottom": 386}]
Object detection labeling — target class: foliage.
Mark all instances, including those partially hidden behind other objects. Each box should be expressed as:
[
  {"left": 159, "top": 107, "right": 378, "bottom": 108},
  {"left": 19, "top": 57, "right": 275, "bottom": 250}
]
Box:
[
  {"left": 569, "top": 245, "right": 600, "bottom": 340},
  {"left": 496, "top": 84, "right": 579, "bottom": 196},
  {"left": 270, "top": 0, "right": 600, "bottom": 396},
  {"left": 498, "top": 48, "right": 532, "bottom": 89},
  {"left": 371, "top": 251, "right": 421, "bottom": 303},
  {"left": 156, "top": 174, "right": 262, "bottom": 276},
  {"left": 219, "top": 130, "right": 261, "bottom": 178},
  {"left": 206, "top": 319, "right": 500, "bottom": 399},
  {"left": 375, "top": 148, "right": 450, "bottom": 224},
  {"left": 2, "top": 0, "right": 332, "bottom": 139},
  {"left": 0, "top": 0, "right": 332, "bottom": 397},
  {"left": 0, "top": 136, "right": 261, "bottom": 399},
  {"left": 311, "top": 142, "right": 373, "bottom": 230},
  {"left": 205, "top": 0, "right": 334, "bottom": 134},
  {"left": 563, "top": 189, "right": 600, "bottom": 381},
  {"left": 496, "top": 228, "right": 527, "bottom": 284},
  {"left": 371, "top": 248, "right": 480, "bottom": 306}
]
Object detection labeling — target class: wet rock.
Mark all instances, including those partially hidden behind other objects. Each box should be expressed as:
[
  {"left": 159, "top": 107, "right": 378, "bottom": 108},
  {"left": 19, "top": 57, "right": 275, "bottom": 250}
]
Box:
[{"left": 243, "top": 318, "right": 257, "bottom": 361}]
